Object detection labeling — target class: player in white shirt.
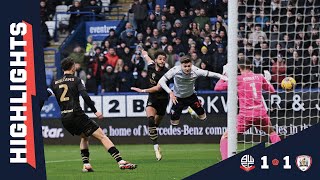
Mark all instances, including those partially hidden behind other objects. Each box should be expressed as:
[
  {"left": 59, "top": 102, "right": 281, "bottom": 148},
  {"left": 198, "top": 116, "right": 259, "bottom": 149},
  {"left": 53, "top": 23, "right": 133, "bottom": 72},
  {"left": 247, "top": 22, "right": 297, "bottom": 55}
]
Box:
[{"left": 158, "top": 56, "right": 227, "bottom": 125}]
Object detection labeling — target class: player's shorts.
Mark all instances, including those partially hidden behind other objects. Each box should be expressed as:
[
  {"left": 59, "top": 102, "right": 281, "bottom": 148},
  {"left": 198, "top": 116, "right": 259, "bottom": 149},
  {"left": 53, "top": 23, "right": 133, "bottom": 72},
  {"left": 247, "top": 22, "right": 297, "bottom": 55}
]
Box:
[
  {"left": 146, "top": 96, "right": 169, "bottom": 116},
  {"left": 237, "top": 114, "right": 271, "bottom": 133},
  {"left": 171, "top": 94, "right": 205, "bottom": 120},
  {"left": 62, "top": 113, "right": 99, "bottom": 137}
]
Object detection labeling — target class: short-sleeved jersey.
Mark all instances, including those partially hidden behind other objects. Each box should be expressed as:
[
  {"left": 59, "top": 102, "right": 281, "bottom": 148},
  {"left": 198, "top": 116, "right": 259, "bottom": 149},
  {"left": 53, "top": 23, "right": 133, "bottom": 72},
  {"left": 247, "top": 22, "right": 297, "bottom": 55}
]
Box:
[
  {"left": 215, "top": 71, "right": 275, "bottom": 116},
  {"left": 163, "top": 65, "right": 211, "bottom": 98},
  {"left": 50, "top": 74, "right": 86, "bottom": 118},
  {"left": 147, "top": 63, "right": 168, "bottom": 99}
]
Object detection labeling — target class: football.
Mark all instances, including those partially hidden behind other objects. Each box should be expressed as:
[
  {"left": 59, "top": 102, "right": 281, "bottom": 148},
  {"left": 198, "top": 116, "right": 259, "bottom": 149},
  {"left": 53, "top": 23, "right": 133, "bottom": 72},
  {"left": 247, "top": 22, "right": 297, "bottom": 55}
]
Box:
[{"left": 281, "top": 77, "right": 296, "bottom": 90}]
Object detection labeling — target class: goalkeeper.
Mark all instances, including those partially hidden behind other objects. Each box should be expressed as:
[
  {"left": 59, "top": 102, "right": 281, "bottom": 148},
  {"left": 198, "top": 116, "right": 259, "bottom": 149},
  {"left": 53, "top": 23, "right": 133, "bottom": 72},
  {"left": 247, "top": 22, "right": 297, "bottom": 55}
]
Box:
[{"left": 215, "top": 58, "right": 281, "bottom": 160}]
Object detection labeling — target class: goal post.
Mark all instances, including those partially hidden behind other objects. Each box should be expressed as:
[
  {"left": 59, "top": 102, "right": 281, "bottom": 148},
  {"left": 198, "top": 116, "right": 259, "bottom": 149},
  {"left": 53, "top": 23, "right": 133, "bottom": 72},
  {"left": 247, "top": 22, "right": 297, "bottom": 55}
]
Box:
[
  {"left": 227, "top": 0, "right": 320, "bottom": 156},
  {"left": 227, "top": 0, "right": 238, "bottom": 158}
]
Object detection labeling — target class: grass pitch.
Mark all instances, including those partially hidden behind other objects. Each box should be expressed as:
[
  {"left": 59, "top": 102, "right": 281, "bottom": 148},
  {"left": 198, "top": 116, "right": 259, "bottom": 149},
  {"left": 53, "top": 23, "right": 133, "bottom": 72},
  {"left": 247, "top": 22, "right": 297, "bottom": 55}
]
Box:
[{"left": 45, "top": 144, "right": 221, "bottom": 180}]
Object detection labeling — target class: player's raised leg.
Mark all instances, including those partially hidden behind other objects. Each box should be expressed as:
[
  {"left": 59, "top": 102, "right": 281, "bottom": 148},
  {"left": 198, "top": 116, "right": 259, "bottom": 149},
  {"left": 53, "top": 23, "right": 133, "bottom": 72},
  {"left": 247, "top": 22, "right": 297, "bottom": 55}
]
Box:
[
  {"left": 80, "top": 135, "right": 94, "bottom": 172},
  {"left": 188, "top": 95, "right": 207, "bottom": 121},
  {"left": 146, "top": 106, "right": 162, "bottom": 161},
  {"left": 170, "top": 101, "right": 184, "bottom": 126},
  {"left": 260, "top": 116, "right": 281, "bottom": 144},
  {"left": 220, "top": 131, "right": 228, "bottom": 160},
  {"left": 91, "top": 128, "right": 137, "bottom": 170}
]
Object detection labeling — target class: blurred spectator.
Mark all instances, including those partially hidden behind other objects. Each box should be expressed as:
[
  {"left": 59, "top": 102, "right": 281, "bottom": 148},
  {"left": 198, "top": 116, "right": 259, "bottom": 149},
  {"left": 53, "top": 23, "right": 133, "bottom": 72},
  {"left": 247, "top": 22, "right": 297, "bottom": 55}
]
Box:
[
  {"left": 129, "top": 0, "right": 148, "bottom": 32},
  {"left": 120, "top": 22, "right": 137, "bottom": 40},
  {"left": 190, "top": 22, "right": 201, "bottom": 37},
  {"left": 74, "top": 63, "right": 86, "bottom": 83},
  {"left": 271, "top": 57, "right": 287, "bottom": 87},
  {"left": 195, "top": 62, "right": 213, "bottom": 90},
  {"left": 102, "top": 29, "right": 118, "bottom": 48},
  {"left": 117, "top": 64, "right": 135, "bottom": 92},
  {"left": 197, "top": 0, "right": 215, "bottom": 17},
  {"left": 132, "top": 51, "right": 146, "bottom": 74},
  {"left": 136, "top": 33, "right": 145, "bottom": 45},
  {"left": 194, "top": 8, "right": 211, "bottom": 30},
  {"left": 191, "top": 52, "right": 201, "bottom": 68},
  {"left": 101, "top": 40, "right": 111, "bottom": 55},
  {"left": 212, "top": 44, "right": 227, "bottom": 74},
  {"left": 216, "top": 0, "right": 228, "bottom": 16},
  {"left": 89, "top": 53, "right": 108, "bottom": 87},
  {"left": 200, "top": 46, "right": 213, "bottom": 71},
  {"left": 85, "top": 73, "right": 98, "bottom": 95},
  {"left": 68, "top": 0, "right": 82, "bottom": 31},
  {"left": 40, "top": 1, "right": 50, "bottom": 21},
  {"left": 173, "top": 37, "right": 187, "bottom": 54},
  {"left": 150, "top": 29, "right": 161, "bottom": 44},
  {"left": 82, "top": 0, "right": 102, "bottom": 15},
  {"left": 101, "top": 65, "right": 118, "bottom": 93},
  {"left": 68, "top": 45, "right": 86, "bottom": 70},
  {"left": 159, "top": 23, "right": 170, "bottom": 37},
  {"left": 134, "top": 70, "right": 149, "bottom": 89},
  {"left": 252, "top": 51, "right": 269, "bottom": 74},
  {"left": 122, "top": 29, "right": 137, "bottom": 47},
  {"left": 148, "top": 41, "right": 160, "bottom": 59},
  {"left": 202, "top": 36, "right": 214, "bottom": 53},
  {"left": 105, "top": 48, "right": 119, "bottom": 68},
  {"left": 255, "top": 9, "right": 269, "bottom": 28},
  {"left": 144, "top": 13, "right": 158, "bottom": 30},
  {"left": 160, "top": 36, "right": 169, "bottom": 51},
  {"left": 114, "top": 59, "right": 125, "bottom": 73},
  {"left": 85, "top": 35, "right": 94, "bottom": 54},
  {"left": 40, "top": 20, "right": 51, "bottom": 47},
  {"left": 165, "top": 45, "right": 178, "bottom": 68},
  {"left": 305, "top": 55, "right": 320, "bottom": 88},
  {"left": 154, "top": 4, "right": 162, "bottom": 21},
  {"left": 248, "top": 24, "right": 268, "bottom": 46},
  {"left": 179, "top": 10, "right": 192, "bottom": 30},
  {"left": 166, "top": 0, "right": 189, "bottom": 12},
  {"left": 147, "top": 0, "right": 156, "bottom": 11},
  {"left": 173, "top": 19, "right": 184, "bottom": 38},
  {"left": 157, "top": 15, "right": 172, "bottom": 30},
  {"left": 165, "top": 5, "right": 178, "bottom": 25},
  {"left": 118, "top": 47, "right": 133, "bottom": 70}
]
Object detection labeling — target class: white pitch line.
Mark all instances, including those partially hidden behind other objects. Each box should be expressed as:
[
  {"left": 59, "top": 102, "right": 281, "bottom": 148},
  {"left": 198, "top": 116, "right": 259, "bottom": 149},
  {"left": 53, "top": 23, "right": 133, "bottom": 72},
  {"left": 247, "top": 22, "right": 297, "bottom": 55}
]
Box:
[
  {"left": 45, "top": 149, "right": 220, "bottom": 153},
  {"left": 46, "top": 159, "right": 85, "bottom": 163}
]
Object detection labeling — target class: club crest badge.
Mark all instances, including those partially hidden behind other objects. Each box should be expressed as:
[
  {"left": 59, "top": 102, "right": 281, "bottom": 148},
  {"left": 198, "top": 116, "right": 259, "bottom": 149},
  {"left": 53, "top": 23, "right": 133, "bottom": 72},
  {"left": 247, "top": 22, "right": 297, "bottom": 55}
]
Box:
[
  {"left": 295, "top": 155, "right": 312, "bottom": 172},
  {"left": 240, "top": 155, "right": 255, "bottom": 172}
]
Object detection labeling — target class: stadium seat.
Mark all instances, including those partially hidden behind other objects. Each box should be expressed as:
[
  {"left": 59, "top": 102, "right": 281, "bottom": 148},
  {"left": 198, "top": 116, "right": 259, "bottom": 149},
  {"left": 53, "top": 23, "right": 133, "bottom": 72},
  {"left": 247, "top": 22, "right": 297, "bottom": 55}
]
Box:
[
  {"left": 46, "top": 70, "right": 54, "bottom": 86},
  {"left": 101, "top": 0, "right": 111, "bottom": 12},
  {"left": 45, "top": 21, "right": 57, "bottom": 38},
  {"left": 56, "top": 5, "right": 68, "bottom": 12},
  {"left": 54, "top": 14, "right": 71, "bottom": 26},
  {"left": 210, "top": 17, "right": 217, "bottom": 25}
]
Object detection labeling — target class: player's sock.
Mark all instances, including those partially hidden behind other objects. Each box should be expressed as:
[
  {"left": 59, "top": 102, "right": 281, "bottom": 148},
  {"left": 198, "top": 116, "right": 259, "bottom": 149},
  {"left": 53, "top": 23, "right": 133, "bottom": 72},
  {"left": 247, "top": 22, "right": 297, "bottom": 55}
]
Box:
[
  {"left": 153, "top": 144, "right": 159, "bottom": 150},
  {"left": 80, "top": 149, "right": 90, "bottom": 164},
  {"left": 188, "top": 107, "right": 199, "bottom": 119},
  {"left": 108, "top": 146, "right": 123, "bottom": 162},
  {"left": 269, "top": 132, "right": 281, "bottom": 144},
  {"left": 220, "top": 137, "right": 228, "bottom": 160},
  {"left": 148, "top": 116, "right": 158, "bottom": 144}
]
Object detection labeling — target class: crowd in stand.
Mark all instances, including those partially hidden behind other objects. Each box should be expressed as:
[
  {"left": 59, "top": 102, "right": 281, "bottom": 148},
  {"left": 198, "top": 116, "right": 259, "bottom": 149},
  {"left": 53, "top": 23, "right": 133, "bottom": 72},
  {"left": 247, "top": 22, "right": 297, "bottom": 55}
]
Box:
[{"left": 43, "top": 0, "right": 320, "bottom": 94}]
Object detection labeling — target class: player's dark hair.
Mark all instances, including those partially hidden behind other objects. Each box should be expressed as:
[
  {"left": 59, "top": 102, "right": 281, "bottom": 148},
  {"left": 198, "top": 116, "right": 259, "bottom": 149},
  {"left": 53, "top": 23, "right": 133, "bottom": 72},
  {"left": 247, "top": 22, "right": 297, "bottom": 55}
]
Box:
[
  {"left": 238, "top": 58, "right": 252, "bottom": 70},
  {"left": 61, "top": 57, "right": 75, "bottom": 71},
  {"left": 180, "top": 56, "right": 192, "bottom": 64},
  {"left": 154, "top": 50, "right": 167, "bottom": 59}
]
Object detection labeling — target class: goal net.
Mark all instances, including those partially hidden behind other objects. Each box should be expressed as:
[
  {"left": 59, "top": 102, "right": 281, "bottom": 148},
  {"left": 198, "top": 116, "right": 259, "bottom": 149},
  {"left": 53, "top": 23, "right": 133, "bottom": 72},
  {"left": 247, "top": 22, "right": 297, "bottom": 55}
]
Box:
[{"left": 228, "top": 0, "right": 320, "bottom": 155}]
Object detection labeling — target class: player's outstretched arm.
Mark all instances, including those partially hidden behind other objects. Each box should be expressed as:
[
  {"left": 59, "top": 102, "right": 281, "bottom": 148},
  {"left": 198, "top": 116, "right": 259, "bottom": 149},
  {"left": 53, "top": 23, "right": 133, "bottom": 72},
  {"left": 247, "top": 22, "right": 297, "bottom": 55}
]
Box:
[
  {"left": 262, "top": 75, "right": 276, "bottom": 94},
  {"left": 214, "top": 79, "right": 228, "bottom": 91},
  {"left": 158, "top": 70, "right": 178, "bottom": 104},
  {"left": 131, "top": 84, "right": 162, "bottom": 93},
  {"left": 196, "top": 67, "right": 228, "bottom": 81},
  {"left": 79, "top": 90, "right": 98, "bottom": 113},
  {"left": 141, "top": 49, "right": 154, "bottom": 65}
]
